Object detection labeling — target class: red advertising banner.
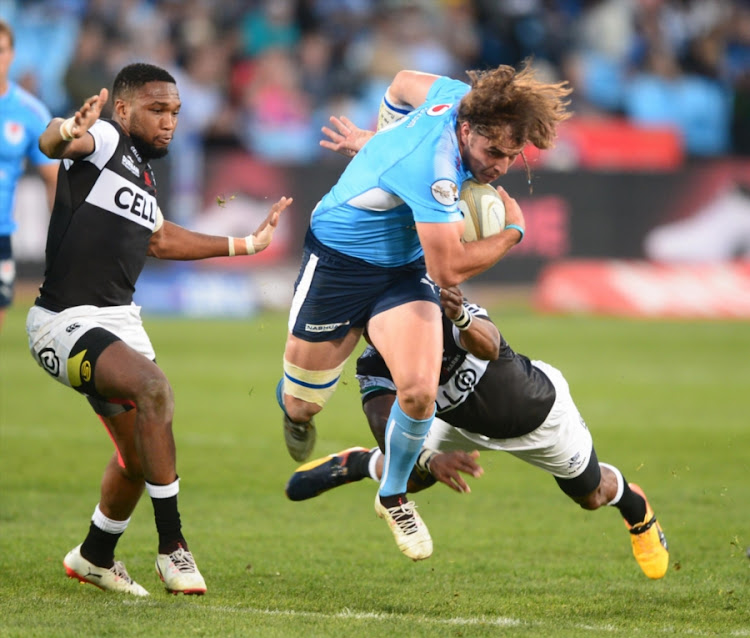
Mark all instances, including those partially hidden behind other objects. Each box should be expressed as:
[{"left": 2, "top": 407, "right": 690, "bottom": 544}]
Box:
[{"left": 535, "top": 260, "right": 750, "bottom": 319}]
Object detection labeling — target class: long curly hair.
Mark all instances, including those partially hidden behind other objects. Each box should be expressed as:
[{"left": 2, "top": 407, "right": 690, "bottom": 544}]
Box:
[{"left": 458, "top": 60, "right": 572, "bottom": 150}]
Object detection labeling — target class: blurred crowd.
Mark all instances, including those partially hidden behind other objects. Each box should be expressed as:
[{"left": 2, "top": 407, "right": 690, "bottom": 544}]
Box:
[{"left": 2, "top": 0, "right": 750, "bottom": 221}]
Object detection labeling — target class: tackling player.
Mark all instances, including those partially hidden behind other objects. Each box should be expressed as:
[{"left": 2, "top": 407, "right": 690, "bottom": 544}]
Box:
[
  {"left": 286, "top": 286, "right": 670, "bottom": 580},
  {"left": 28, "top": 63, "right": 291, "bottom": 596}
]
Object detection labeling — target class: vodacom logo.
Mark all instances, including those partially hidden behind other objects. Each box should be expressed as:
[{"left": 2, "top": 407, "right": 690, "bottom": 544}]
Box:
[{"left": 427, "top": 103, "right": 453, "bottom": 116}]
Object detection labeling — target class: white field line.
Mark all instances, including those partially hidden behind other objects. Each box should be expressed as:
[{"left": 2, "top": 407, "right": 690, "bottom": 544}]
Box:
[{"left": 120, "top": 601, "right": 750, "bottom": 635}]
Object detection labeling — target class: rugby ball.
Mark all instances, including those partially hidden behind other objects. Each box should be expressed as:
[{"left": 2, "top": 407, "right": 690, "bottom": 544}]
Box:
[{"left": 458, "top": 180, "right": 505, "bottom": 242}]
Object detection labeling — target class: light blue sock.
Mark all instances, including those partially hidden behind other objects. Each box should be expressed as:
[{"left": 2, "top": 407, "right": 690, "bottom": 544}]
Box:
[{"left": 379, "top": 399, "right": 434, "bottom": 498}]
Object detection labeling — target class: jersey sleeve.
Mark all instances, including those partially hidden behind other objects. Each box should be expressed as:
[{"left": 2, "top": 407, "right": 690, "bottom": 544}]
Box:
[
  {"left": 83, "top": 120, "right": 120, "bottom": 169},
  {"left": 379, "top": 77, "right": 471, "bottom": 225},
  {"left": 425, "top": 77, "right": 471, "bottom": 103}
]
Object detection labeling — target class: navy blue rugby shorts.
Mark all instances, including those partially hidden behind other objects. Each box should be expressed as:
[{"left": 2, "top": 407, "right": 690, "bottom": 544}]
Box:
[{"left": 288, "top": 229, "right": 440, "bottom": 342}]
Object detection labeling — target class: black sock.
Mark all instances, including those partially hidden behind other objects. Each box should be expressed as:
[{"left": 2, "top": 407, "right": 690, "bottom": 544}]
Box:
[
  {"left": 151, "top": 494, "right": 187, "bottom": 554},
  {"left": 616, "top": 481, "right": 648, "bottom": 526},
  {"left": 345, "top": 449, "right": 373, "bottom": 481},
  {"left": 80, "top": 522, "right": 122, "bottom": 568},
  {"left": 379, "top": 493, "right": 407, "bottom": 509}
]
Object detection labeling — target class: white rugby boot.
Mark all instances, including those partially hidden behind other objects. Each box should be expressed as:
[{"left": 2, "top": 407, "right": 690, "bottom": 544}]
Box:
[
  {"left": 63, "top": 544, "right": 149, "bottom": 596},
  {"left": 155, "top": 546, "right": 207, "bottom": 595},
  {"left": 374, "top": 493, "right": 433, "bottom": 561}
]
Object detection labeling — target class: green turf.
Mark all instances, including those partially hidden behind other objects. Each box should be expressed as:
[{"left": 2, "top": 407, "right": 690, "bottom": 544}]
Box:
[{"left": 1, "top": 297, "right": 749, "bottom": 637}]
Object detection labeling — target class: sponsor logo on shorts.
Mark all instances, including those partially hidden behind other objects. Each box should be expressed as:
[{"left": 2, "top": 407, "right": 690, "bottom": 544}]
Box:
[
  {"left": 65, "top": 323, "right": 81, "bottom": 333},
  {"left": 431, "top": 179, "right": 459, "bottom": 206},
  {"left": 39, "top": 347, "right": 60, "bottom": 377},
  {"left": 566, "top": 452, "right": 587, "bottom": 474},
  {"left": 305, "top": 320, "right": 350, "bottom": 333},
  {"left": 68, "top": 349, "right": 91, "bottom": 387},
  {"left": 420, "top": 277, "right": 437, "bottom": 294}
]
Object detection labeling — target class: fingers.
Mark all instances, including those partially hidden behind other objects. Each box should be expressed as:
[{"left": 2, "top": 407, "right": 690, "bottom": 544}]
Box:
[
  {"left": 273, "top": 195, "right": 293, "bottom": 212},
  {"left": 439, "top": 286, "right": 462, "bottom": 304},
  {"left": 439, "top": 287, "right": 463, "bottom": 318},
  {"left": 321, "top": 125, "right": 338, "bottom": 141},
  {"left": 267, "top": 197, "right": 292, "bottom": 226},
  {"left": 430, "top": 450, "right": 483, "bottom": 493},
  {"left": 329, "top": 115, "right": 351, "bottom": 136}
]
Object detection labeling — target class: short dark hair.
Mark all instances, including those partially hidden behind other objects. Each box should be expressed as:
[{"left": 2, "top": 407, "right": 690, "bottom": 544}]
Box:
[{"left": 112, "top": 63, "right": 176, "bottom": 100}]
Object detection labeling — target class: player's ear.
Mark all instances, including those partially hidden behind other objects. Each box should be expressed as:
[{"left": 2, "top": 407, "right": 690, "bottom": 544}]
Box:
[{"left": 113, "top": 97, "right": 128, "bottom": 122}]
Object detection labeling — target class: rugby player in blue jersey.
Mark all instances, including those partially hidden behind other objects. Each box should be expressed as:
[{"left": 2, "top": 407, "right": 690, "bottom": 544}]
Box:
[
  {"left": 0, "top": 20, "right": 58, "bottom": 332},
  {"left": 278, "top": 61, "right": 572, "bottom": 560}
]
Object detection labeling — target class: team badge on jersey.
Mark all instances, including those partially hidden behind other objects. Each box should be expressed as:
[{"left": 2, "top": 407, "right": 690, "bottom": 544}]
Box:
[
  {"left": 427, "top": 104, "right": 453, "bottom": 116},
  {"left": 3, "top": 121, "right": 24, "bottom": 146},
  {"left": 431, "top": 179, "right": 459, "bottom": 206}
]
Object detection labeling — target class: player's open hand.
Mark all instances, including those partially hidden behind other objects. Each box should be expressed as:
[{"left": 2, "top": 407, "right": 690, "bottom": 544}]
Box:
[
  {"left": 67, "top": 88, "right": 109, "bottom": 139},
  {"left": 249, "top": 196, "right": 293, "bottom": 253},
  {"left": 320, "top": 116, "right": 374, "bottom": 158},
  {"left": 429, "top": 450, "right": 483, "bottom": 493}
]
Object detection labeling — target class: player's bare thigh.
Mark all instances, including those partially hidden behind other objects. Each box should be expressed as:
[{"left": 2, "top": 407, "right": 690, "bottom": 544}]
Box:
[
  {"left": 283, "top": 327, "right": 364, "bottom": 371},
  {"left": 367, "top": 299, "right": 442, "bottom": 419},
  {"left": 93, "top": 340, "right": 172, "bottom": 406}
]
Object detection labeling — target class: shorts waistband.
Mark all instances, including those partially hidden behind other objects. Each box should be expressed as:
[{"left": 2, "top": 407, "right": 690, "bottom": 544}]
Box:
[{"left": 305, "top": 228, "right": 425, "bottom": 272}]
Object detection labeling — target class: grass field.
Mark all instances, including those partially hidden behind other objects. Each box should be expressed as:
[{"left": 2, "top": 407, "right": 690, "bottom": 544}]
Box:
[{"left": 1, "top": 292, "right": 749, "bottom": 637}]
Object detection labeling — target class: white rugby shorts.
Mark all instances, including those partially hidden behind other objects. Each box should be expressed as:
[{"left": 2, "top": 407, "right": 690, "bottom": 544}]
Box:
[
  {"left": 26, "top": 303, "right": 155, "bottom": 389},
  {"left": 424, "top": 360, "right": 593, "bottom": 479}
]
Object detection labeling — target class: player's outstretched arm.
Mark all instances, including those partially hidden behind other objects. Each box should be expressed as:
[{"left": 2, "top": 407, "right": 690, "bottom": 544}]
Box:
[
  {"left": 148, "top": 196, "right": 292, "bottom": 260},
  {"left": 39, "top": 88, "right": 108, "bottom": 159}
]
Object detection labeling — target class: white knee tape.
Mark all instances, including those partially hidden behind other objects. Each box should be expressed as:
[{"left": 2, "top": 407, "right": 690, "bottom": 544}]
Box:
[{"left": 283, "top": 358, "right": 347, "bottom": 408}]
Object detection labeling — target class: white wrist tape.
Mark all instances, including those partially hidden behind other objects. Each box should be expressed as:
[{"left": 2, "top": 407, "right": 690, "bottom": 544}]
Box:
[
  {"left": 416, "top": 448, "right": 439, "bottom": 474},
  {"left": 451, "top": 305, "right": 473, "bottom": 331},
  {"left": 228, "top": 236, "right": 256, "bottom": 256},
  {"left": 59, "top": 117, "right": 76, "bottom": 141},
  {"left": 244, "top": 235, "right": 256, "bottom": 255}
]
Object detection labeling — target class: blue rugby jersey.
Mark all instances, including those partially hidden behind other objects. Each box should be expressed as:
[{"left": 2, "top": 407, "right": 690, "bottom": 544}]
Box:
[
  {"left": 0, "top": 81, "right": 55, "bottom": 235},
  {"left": 311, "top": 77, "right": 474, "bottom": 267}
]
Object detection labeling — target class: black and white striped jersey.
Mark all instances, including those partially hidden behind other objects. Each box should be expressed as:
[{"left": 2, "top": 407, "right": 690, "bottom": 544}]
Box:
[
  {"left": 356, "top": 302, "right": 557, "bottom": 439},
  {"left": 36, "top": 119, "right": 159, "bottom": 311}
]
